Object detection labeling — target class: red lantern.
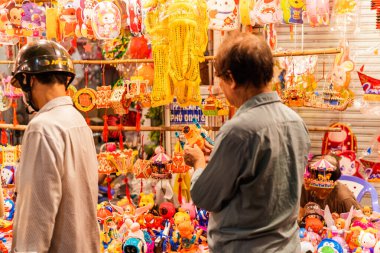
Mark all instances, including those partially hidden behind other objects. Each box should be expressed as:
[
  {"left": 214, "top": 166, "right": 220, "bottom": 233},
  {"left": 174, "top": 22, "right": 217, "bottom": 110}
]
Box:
[{"left": 128, "top": 36, "right": 151, "bottom": 59}]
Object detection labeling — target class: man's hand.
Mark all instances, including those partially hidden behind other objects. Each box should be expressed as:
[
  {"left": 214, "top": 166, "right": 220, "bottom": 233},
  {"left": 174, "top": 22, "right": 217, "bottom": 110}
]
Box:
[
  {"left": 202, "top": 141, "right": 213, "bottom": 162},
  {"left": 184, "top": 144, "right": 206, "bottom": 169}
]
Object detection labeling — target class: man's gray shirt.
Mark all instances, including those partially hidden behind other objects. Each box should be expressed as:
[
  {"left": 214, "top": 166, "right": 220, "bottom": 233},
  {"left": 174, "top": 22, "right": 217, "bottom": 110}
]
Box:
[{"left": 191, "top": 92, "right": 311, "bottom": 253}]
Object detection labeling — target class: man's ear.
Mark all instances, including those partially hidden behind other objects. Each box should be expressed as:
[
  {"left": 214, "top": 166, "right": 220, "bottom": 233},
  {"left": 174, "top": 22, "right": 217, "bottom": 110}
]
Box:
[{"left": 227, "top": 72, "right": 238, "bottom": 90}]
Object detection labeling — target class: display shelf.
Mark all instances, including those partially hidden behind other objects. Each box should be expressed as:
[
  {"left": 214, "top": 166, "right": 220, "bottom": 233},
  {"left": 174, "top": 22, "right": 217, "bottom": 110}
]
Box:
[
  {"left": 0, "top": 123, "right": 342, "bottom": 132},
  {"left": 0, "top": 47, "right": 341, "bottom": 65}
]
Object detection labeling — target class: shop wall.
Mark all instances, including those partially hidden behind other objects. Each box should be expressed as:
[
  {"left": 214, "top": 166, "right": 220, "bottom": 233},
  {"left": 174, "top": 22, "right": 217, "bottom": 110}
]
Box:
[{"left": 277, "top": 0, "right": 380, "bottom": 155}]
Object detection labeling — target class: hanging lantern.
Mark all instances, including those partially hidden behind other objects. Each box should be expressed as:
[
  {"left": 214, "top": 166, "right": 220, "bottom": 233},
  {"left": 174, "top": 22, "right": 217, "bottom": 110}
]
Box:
[{"left": 150, "top": 146, "right": 172, "bottom": 180}]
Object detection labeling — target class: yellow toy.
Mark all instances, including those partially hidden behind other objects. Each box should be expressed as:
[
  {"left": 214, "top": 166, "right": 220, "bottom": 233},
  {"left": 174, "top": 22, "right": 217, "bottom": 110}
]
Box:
[
  {"left": 281, "top": 0, "right": 306, "bottom": 24},
  {"left": 182, "top": 125, "right": 204, "bottom": 149},
  {"left": 173, "top": 211, "right": 203, "bottom": 253},
  {"left": 138, "top": 192, "right": 155, "bottom": 210}
]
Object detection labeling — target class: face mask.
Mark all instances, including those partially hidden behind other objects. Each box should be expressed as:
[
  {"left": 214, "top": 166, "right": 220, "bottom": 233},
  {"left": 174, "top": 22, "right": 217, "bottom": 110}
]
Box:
[{"left": 22, "top": 91, "right": 38, "bottom": 114}]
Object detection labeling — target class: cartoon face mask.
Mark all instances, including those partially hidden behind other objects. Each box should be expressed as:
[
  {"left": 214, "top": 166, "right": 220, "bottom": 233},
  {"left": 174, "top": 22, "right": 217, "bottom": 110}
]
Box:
[
  {"left": 207, "top": 0, "right": 239, "bottom": 30},
  {"left": 1, "top": 166, "right": 14, "bottom": 184}
]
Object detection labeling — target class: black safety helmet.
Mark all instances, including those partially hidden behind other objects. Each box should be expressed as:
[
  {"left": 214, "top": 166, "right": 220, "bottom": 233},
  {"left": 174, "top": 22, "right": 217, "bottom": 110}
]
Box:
[{"left": 11, "top": 40, "right": 75, "bottom": 91}]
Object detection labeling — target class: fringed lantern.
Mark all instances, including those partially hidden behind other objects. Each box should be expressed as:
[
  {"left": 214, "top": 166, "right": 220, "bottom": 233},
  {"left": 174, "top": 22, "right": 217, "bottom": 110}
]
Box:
[
  {"left": 166, "top": 151, "right": 190, "bottom": 174},
  {"left": 133, "top": 158, "right": 152, "bottom": 179},
  {"left": 96, "top": 85, "right": 112, "bottom": 109}
]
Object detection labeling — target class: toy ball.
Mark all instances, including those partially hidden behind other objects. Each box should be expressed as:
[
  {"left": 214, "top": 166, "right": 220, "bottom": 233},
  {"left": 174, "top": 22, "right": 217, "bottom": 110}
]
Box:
[
  {"left": 159, "top": 202, "right": 176, "bottom": 219},
  {"left": 299, "top": 227, "right": 307, "bottom": 239},
  {"left": 128, "top": 36, "right": 151, "bottom": 59}
]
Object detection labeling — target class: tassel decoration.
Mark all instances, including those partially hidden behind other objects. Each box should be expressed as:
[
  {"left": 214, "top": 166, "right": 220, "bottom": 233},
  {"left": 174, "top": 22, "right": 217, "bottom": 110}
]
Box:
[{"left": 107, "top": 175, "right": 112, "bottom": 200}]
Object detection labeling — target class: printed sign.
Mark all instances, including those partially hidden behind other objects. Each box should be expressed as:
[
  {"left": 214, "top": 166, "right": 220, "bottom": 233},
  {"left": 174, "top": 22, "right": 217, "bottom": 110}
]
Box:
[{"left": 170, "top": 100, "right": 206, "bottom": 125}]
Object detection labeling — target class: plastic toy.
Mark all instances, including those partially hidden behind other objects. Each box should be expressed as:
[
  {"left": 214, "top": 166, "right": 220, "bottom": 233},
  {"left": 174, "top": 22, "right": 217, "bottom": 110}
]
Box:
[
  {"left": 138, "top": 192, "right": 155, "bottom": 210},
  {"left": 338, "top": 151, "right": 362, "bottom": 178},
  {"left": 317, "top": 238, "right": 343, "bottom": 253},
  {"left": 182, "top": 125, "right": 204, "bottom": 149},
  {"left": 180, "top": 201, "right": 196, "bottom": 220},
  {"left": 159, "top": 201, "right": 176, "bottom": 225},
  {"left": 321, "top": 122, "right": 357, "bottom": 155},
  {"left": 3, "top": 199, "right": 14, "bottom": 221},
  {"left": 172, "top": 211, "right": 203, "bottom": 253},
  {"left": 356, "top": 230, "right": 377, "bottom": 253},
  {"left": 1, "top": 166, "right": 14, "bottom": 185}
]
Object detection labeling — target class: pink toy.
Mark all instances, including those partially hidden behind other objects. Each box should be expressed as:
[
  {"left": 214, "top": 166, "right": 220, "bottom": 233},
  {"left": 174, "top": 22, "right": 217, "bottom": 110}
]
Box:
[{"left": 180, "top": 201, "right": 196, "bottom": 220}]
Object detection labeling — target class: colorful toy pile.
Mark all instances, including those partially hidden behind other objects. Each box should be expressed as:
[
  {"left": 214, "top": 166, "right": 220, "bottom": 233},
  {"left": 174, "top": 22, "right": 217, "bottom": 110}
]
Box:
[
  {"left": 89, "top": 119, "right": 215, "bottom": 252},
  {"left": 299, "top": 204, "right": 380, "bottom": 253}
]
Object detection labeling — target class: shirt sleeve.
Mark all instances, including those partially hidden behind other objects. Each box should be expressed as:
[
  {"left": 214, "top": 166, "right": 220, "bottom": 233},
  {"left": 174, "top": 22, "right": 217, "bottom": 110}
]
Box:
[
  {"left": 12, "top": 131, "right": 63, "bottom": 253},
  {"left": 190, "top": 130, "right": 252, "bottom": 212}
]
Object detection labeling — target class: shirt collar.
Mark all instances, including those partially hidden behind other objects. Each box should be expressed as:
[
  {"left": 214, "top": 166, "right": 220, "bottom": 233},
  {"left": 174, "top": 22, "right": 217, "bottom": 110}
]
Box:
[
  {"left": 35, "top": 96, "right": 73, "bottom": 116},
  {"left": 234, "top": 91, "right": 281, "bottom": 117}
]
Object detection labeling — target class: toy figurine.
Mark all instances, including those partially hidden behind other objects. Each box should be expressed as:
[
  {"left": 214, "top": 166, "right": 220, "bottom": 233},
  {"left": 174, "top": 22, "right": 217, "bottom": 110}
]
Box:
[
  {"left": 182, "top": 125, "right": 204, "bottom": 149},
  {"left": 172, "top": 212, "right": 203, "bottom": 253},
  {"left": 3, "top": 199, "right": 14, "bottom": 221},
  {"left": 356, "top": 231, "right": 377, "bottom": 253}
]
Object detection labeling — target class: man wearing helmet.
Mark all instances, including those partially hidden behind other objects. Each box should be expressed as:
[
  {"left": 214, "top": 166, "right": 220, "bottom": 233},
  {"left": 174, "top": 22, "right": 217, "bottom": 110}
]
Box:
[{"left": 10, "top": 40, "right": 99, "bottom": 252}]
